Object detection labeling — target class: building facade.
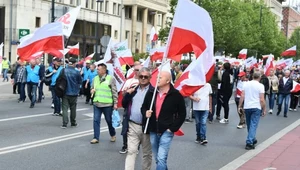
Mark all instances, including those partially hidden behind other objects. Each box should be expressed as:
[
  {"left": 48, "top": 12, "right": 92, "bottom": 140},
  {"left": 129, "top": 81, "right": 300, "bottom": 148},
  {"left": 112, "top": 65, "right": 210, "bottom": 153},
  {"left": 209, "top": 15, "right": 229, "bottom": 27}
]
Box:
[
  {"left": 0, "top": 0, "right": 168, "bottom": 64},
  {"left": 264, "top": 0, "right": 284, "bottom": 29},
  {"left": 282, "top": 6, "right": 300, "bottom": 38}
]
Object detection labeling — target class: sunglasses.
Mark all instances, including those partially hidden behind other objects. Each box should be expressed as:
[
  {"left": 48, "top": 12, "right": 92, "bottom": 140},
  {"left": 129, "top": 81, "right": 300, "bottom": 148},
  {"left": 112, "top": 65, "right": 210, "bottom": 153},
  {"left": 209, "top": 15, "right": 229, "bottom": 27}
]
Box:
[
  {"left": 139, "top": 75, "right": 149, "bottom": 79},
  {"left": 134, "top": 69, "right": 140, "bottom": 71}
]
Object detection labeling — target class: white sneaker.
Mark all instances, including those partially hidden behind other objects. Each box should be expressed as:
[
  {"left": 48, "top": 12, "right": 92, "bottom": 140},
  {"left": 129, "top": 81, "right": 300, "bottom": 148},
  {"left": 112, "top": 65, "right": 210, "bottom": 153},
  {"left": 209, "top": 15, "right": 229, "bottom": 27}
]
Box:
[
  {"left": 294, "top": 109, "right": 297, "bottom": 112},
  {"left": 269, "top": 109, "right": 273, "bottom": 113},
  {"left": 51, "top": 104, "right": 54, "bottom": 108},
  {"left": 219, "top": 118, "right": 229, "bottom": 124},
  {"left": 289, "top": 108, "right": 292, "bottom": 111}
]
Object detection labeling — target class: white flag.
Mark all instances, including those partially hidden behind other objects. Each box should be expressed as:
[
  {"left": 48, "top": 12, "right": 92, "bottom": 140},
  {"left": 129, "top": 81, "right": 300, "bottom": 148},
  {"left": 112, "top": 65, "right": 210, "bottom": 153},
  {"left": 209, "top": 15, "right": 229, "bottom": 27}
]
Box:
[{"left": 56, "top": 6, "right": 81, "bottom": 37}]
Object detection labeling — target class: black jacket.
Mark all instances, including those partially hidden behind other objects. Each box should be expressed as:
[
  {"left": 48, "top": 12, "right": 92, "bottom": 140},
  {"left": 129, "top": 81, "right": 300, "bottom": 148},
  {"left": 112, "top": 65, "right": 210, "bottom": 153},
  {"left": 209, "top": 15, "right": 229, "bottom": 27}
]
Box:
[
  {"left": 121, "top": 84, "right": 154, "bottom": 134},
  {"left": 220, "top": 70, "right": 232, "bottom": 96},
  {"left": 141, "top": 85, "right": 186, "bottom": 134},
  {"left": 260, "top": 75, "right": 270, "bottom": 92},
  {"left": 278, "top": 77, "right": 293, "bottom": 95}
]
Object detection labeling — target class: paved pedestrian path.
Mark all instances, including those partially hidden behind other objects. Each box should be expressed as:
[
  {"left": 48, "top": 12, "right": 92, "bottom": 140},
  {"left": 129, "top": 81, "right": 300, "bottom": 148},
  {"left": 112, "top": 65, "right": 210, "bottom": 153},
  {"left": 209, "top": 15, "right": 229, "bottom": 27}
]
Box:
[{"left": 238, "top": 125, "right": 300, "bottom": 170}]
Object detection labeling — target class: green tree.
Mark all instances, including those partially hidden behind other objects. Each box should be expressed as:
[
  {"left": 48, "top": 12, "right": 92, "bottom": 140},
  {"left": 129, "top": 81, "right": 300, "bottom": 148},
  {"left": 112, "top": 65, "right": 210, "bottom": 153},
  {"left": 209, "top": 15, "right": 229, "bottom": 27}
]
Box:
[{"left": 289, "top": 27, "right": 300, "bottom": 59}]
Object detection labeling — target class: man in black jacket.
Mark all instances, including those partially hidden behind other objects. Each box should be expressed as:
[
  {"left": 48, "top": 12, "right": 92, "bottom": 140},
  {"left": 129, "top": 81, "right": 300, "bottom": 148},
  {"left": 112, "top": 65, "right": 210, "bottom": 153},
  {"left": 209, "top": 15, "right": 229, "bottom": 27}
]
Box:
[
  {"left": 142, "top": 71, "right": 186, "bottom": 170},
  {"left": 277, "top": 70, "right": 293, "bottom": 118},
  {"left": 122, "top": 67, "right": 153, "bottom": 170}
]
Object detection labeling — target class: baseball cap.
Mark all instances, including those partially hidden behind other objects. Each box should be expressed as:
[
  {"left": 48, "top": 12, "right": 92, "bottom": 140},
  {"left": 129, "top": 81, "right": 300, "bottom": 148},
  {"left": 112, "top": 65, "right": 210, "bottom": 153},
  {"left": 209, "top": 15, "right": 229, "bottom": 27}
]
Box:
[
  {"left": 238, "top": 71, "right": 246, "bottom": 77},
  {"left": 69, "top": 58, "right": 77, "bottom": 65},
  {"left": 86, "top": 60, "right": 91, "bottom": 64},
  {"left": 53, "top": 57, "right": 62, "bottom": 62}
]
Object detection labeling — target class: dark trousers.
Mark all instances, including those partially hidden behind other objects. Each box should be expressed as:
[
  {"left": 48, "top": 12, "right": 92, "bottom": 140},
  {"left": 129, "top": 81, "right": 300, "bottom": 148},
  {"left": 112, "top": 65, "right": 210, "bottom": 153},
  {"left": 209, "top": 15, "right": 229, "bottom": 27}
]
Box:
[
  {"left": 290, "top": 93, "right": 299, "bottom": 109},
  {"left": 235, "top": 98, "right": 245, "bottom": 125},
  {"left": 62, "top": 95, "right": 78, "bottom": 126},
  {"left": 27, "top": 83, "right": 37, "bottom": 105},
  {"left": 216, "top": 93, "right": 231, "bottom": 119},
  {"left": 85, "top": 83, "right": 91, "bottom": 103},
  {"left": 50, "top": 86, "right": 61, "bottom": 114},
  {"left": 38, "top": 82, "right": 44, "bottom": 101},
  {"left": 17, "top": 82, "right": 26, "bottom": 101},
  {"left": 208, "top": 91, "right": 217, "bottom": 121},
  {"left": 13, "top": 84, "right": 18, "bottom": 93}
]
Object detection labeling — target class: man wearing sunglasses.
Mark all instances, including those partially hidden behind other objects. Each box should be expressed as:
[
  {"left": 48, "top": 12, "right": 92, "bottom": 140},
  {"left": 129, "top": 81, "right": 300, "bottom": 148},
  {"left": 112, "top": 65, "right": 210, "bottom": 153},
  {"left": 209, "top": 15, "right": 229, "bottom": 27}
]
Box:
[{"left": 122, "top": 67, "right": 153, "bottom": 170}]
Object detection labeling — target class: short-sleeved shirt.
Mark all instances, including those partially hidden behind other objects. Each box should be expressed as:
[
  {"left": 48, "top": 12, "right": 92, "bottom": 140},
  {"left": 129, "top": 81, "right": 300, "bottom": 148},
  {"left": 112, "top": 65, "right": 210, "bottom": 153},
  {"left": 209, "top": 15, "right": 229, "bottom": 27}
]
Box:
[
  {"left": 243, "top": 80, "right": 264, "bottom": 109},
  {"left": 192, "top": 83, "right": 212, "bottom": 111}
]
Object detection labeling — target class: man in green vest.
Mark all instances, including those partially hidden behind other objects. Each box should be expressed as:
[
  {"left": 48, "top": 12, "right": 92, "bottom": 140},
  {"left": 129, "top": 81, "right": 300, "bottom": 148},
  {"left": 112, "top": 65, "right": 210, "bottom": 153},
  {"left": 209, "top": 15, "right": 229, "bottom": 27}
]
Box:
[
  {"left": 2, "top": 57, "right": 10, "bottom": 82},
  {"left": 90, "top": 63, "right": 118, "bottom": 144}
]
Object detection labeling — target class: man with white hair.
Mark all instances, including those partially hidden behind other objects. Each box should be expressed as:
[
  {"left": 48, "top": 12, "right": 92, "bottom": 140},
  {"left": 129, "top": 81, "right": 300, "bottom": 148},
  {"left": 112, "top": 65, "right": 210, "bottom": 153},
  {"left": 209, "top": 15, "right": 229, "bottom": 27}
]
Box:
[
  {"left": 277, "top": 70, "right": 293, "bottom": 118},
  {"left": 238, "top": 71, "right": 266, "bottom": 150}
]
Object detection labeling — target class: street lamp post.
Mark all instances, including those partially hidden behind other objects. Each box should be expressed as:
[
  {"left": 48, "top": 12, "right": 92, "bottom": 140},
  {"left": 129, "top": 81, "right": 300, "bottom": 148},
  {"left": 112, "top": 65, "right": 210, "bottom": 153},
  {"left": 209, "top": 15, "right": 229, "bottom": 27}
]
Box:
[
  {"left": 95, "top": 0, "right": 103, "bottom": 60},
  {"left": 51, "top": 0, "right": 55, "bottom": 22}
]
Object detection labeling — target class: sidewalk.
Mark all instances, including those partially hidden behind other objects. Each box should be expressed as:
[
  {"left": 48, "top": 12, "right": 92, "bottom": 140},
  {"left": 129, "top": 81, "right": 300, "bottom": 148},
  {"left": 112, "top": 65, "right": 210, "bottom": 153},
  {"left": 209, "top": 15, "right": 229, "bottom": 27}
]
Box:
[{"left": 237, "top": 126, "right": 300, "bottom": 170}]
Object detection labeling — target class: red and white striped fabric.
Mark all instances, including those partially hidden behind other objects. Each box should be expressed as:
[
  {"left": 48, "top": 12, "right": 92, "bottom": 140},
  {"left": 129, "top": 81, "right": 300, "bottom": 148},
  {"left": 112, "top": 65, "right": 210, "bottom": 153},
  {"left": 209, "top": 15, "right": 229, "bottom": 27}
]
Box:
[
  {"left": 167, "top": 0, "right": 214, "bottom": 97},
  {"left": 236, "top": 81, "right": 246, "bottom": 98},
  {"left": 150, "top": 61, "right": 171, "bottom": 87},
  {"left": 67, "top": 43, "right": 79, "bottom": 55},
  {"left": 291, "top": 81, "right": 300, "bottom": 93},
  {"left": 281, "top": 45, "right": 296, "bottom": 57},
  {"left": 150, "top": 27, "right": 158, "bottom": 42},
  {"left": 238, "top": 49, "right": 247, "bottom": 60},
  {"left": 245, "top": 57, "right": 257, "bottom": 69},
  {"left": 17, "top": 22, "right": 64, "bottom": 61},
  {"left": 116, "top": 49, "right": 134, "bottom": 66},
  {"left": 264, "top": 54, "right": 274, "bottom": 76},
  {"left": 85, "top": 53, "right": 95, "bottom": 61},
  {"left": 150, "top": 46, "right": 165, "bottom": 61}
]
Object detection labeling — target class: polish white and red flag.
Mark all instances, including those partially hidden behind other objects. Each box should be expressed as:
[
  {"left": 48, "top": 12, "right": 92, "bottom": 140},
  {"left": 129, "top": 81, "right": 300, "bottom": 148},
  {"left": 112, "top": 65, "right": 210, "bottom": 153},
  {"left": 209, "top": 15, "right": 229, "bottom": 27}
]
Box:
[
  {"left": 245, "top": 57, "right": 257, "bottom": 69},
  {"left": 238, "top": 49, "right": 247, "bottom": 59},
  {"left": 150, "top": 27, "right": 158, "bottom": 42},
  {"left": 293, "top": 60, "right": 300, "bottom": 66},
  {"left": 17, "top": 22, "right": 64, "bottom": 61},
  {"left": 262, "top": 54, "right": 270, "bottom": 60},
  {"left": 116, "top": 49, "right": 134, "bottom": 66},
  {"left": 150, "top": 60, "right": 171, "bottom": 87},
  {"left": 168, "top": 0, "right": 214, "bottom": 96},
  {"left": 67, "top": 43, "right": 80, "bottom": 55},
  {"left": 281, "top": 45, "right": 297, "bottom": 57},
  {"left": 264, "top": 54, "right": 274, "bottom": 76},
  {"left": 291, "top": 81, "right": 300, "bottom": 93},
  {"left": 56, "top": 6, "right": 81, "bottom": 37},
  {"left": 150, "top": 46, "right": 165, "bottom": 61}
]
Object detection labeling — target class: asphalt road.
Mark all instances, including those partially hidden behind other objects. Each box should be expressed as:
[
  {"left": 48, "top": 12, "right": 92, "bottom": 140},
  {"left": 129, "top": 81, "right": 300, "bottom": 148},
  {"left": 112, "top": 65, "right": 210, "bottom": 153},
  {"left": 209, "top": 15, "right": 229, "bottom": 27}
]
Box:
[{"left": 0, "top": 81, "right": 300, "bottom": 170}]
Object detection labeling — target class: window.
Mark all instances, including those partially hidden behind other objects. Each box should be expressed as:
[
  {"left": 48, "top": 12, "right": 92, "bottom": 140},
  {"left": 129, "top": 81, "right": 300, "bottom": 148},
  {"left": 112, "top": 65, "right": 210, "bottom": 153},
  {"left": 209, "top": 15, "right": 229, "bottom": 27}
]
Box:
[
  {"left": 70, "top": 0, "right": 74, "bottom": 5},
  {"left": 105, "top": 1, "right": 109, "bottom": 13},
  {"left": 137, "top": 9, "right": 143, "bottom": 22},
  {"left": 85, "top": 0, "right": 89, "bottom": 8},
  {"left": 118, "top": 4, "right": 121, "bottom": 15},
  {"left": 91, "top": 0, "right": 94, "bottom": 9},
  {"left": 35, "top": 17, "right": 41, "bottom": 28},
  {"left": 158, "top": 14, "right": 161, "bottom": 26},
  {"left": 113, "top": 3, "right": 116, "bottom": 15},
  {"left": 99, "top": 1, "right": 103, "bottom": 11},
  {"left": 76, "top": 0, "right": 81, "bottom": 5},
  {"left": 125, "top": 31, "right": 130, "bottom": 39},
  {"left": 114, "top": 30, "right": 118, "bottom": 39},
  {"left": 125, "top": 6, "right": 131, "bottom": 19}
]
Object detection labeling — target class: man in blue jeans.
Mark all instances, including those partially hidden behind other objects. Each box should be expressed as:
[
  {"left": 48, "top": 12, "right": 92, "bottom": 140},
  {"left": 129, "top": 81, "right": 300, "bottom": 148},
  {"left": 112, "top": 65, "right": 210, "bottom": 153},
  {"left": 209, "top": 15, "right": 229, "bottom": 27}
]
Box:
[
  {"left": 142, "top": 71, "right": 186, "bottom": 170},
  {"left": 277, "top": 70, "right": 293, "bottom": 118},
  {"left": 238, "top": 72, "right": 266, "bottom": 150},
  {"left": 26, "top": 59, "right": 41, "bottom": 108},
  {"left": 90, "top": 63, "right": 118, "bottom": 144},
  {"left": 47, "top": 57, "right": 63, "bottom": 116}
]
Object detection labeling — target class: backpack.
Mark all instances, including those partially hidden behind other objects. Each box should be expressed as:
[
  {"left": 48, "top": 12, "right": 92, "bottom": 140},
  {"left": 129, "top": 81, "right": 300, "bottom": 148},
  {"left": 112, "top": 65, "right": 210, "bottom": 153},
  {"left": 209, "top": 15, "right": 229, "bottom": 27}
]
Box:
[
  {"left": 55, "top": 69, "right": 67, "bottom": 98},
  {"left": 43, "top": 69, "right": 52, "bottom": 86}
]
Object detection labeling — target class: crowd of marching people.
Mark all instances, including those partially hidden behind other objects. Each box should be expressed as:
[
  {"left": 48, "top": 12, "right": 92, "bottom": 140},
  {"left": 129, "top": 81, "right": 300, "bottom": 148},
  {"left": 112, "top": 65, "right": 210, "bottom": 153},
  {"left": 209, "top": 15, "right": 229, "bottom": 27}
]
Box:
[{"left": 2, "top": 55, "right": 300, "bottom": 169}]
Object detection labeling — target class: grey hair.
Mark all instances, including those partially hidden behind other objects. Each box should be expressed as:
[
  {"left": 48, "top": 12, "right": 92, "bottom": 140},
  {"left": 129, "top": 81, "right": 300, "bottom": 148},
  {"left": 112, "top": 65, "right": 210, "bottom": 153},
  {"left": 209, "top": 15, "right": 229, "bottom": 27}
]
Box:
[
  {"left": 285, "top": 70, "right": 291, "bottom": 74},
  {"left": 253, "top": 71, "right": 261, "bottom": 80},
  {"left": 139, "top": 67, "right": 151, "bottom": 75}
]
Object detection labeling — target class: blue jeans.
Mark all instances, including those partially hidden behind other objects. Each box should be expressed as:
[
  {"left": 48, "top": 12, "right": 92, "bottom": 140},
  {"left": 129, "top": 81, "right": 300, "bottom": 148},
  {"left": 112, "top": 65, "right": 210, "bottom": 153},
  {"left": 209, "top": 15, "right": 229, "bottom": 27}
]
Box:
[
  {"left": 150, "top": 131, "right": 174, "bottom": 170},
  {"left": 2, "top": 68, "right": 8, "bottom": 81},
  {"left": 51, "top": 86, "right": 61, "bottom": 113},
  {"left": 244, "top": 108, "right": 261, "bottom": 145},
  {"left": 18, "top": 82, "right": 26, "bottom": 101},
  {"left": 27, "top": 83, "right": 37, "bottom": 105},
  {"left": 269, "top": 93, "right": 276, "bottom": 110},
  {"left": 208, "top": 91, "right": 217, "bottom": 121},
  {"left": 194, "top": 110, "right": 209, "bottom": 140},
  {"left": 278, "top": 94, "right": 290, "bottom": 115},
  {"left": 93, "top": 105, "right": 116, "bottom": 140}
]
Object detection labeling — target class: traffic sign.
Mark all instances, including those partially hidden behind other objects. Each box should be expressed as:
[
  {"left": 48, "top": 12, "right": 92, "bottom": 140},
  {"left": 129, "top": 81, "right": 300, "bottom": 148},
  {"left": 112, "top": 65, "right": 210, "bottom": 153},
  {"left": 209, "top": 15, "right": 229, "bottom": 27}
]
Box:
[{"left": 19, "top": 29, "right": 30, "bottom": 39}]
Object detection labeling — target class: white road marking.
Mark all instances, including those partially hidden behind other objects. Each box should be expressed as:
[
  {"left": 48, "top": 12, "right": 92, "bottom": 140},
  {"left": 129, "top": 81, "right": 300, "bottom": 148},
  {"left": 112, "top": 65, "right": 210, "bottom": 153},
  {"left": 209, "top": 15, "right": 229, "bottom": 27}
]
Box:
[
  {"left": 0, "top": 126, "right": 121, "bottom": 155},
  {"left": 0, "top": 108, "right": 89, "bottom": 122},
  {"left": 219, "top": 119, "right": 300, "bottom": 170}
]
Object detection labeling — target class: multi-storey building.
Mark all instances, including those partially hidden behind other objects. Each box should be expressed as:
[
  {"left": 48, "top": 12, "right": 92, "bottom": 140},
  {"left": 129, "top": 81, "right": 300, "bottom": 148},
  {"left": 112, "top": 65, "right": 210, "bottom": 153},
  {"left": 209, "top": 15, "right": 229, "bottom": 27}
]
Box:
[
  {"left": 282, "top": 6, "right": 300, "bottom": 38},
  {"left": 0, "top": 0, "right": 168, "bottom": 64}
]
